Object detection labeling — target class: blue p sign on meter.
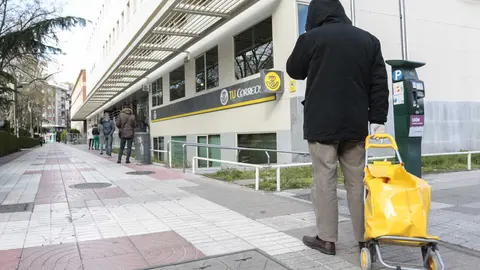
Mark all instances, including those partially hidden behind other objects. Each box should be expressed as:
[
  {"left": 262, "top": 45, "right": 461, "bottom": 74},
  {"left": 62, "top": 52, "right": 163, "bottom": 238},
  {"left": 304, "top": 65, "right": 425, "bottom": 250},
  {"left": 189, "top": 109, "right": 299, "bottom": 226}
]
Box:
[{"left": 393, "top": 70, "right": 403, "bottom": 81}]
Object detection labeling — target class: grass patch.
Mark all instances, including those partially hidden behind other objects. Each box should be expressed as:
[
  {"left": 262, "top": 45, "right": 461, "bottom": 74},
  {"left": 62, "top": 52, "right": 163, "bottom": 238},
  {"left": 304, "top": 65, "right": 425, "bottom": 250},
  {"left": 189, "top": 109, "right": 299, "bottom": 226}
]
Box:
[
  {"left": 203, "top": 154, "right": 480, "bottom": 191},
  {"left": 422, "top": 153, "right": 480, "bottom": 173},
  {"left": 205, "top": 166, "right": 344, "bottom": 191}
]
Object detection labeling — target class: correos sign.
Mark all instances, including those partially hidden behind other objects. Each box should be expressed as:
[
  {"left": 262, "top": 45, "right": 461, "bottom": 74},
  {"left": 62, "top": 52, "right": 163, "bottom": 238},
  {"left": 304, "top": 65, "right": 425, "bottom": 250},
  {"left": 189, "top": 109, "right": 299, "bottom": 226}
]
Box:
[{"left": 236, "top": 85, "right": 262, "bottom": 98}]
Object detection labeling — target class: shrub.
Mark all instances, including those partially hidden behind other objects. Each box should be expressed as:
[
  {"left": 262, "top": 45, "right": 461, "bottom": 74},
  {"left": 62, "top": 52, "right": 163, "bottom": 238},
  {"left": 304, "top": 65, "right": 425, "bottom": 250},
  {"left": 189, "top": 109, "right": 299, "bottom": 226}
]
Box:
[
  {"left": 0, "top": 131, "right": 40, "bottom": 157},
  {"left": 60, "top": 130, "right": 67, "bottom": 141},
  {"left": 18, "top": 128, "right": 31, "bottom": 137}
]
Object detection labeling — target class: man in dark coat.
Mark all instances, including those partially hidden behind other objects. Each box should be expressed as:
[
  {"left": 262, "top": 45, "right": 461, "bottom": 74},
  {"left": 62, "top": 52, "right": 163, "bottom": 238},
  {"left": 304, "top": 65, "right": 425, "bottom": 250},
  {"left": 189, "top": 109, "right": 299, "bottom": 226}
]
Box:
[
  {"left": 286, "top": 0, "right": 389, "bottom": 255},
  {"left": 115, "top": 107, "right": 136, "bottom": 163},
  {"left": 101, "top": 112, "right": 115, "bottom": 157}
]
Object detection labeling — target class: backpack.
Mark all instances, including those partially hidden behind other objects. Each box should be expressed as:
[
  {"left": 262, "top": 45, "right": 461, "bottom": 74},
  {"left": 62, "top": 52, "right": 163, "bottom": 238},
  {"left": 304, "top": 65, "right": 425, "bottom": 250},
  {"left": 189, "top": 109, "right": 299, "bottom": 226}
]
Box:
[{"left": 92, "top": 127, "right": 99, "bottom": 135}]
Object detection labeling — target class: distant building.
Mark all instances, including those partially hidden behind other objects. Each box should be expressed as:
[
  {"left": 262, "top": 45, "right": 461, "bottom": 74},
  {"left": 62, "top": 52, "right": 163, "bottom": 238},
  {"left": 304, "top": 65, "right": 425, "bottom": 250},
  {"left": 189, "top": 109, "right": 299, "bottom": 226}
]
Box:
[{"left": 42, "top": 83, "right": 70, "bottom": 131}]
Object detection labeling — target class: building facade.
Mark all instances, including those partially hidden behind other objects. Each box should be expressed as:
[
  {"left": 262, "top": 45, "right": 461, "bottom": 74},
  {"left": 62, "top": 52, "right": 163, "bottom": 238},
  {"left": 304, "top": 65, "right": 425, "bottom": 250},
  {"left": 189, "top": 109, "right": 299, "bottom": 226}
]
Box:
[
  {"left": 43, "top": 83, "right": 70, "bottom": 131},
  {"left": 71, "top": 70, "right": 88, "bottom": 133},
  {"left": 72, "top": 0, "right": 480, "bottom": 166}
]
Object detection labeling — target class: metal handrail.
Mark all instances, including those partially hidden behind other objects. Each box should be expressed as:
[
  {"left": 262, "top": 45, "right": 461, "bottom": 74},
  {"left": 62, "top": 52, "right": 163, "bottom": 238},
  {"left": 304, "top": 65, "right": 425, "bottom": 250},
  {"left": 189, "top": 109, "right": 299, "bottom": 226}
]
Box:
[{"left": 166, "top": 140, "right": 310, "bottom": 172}]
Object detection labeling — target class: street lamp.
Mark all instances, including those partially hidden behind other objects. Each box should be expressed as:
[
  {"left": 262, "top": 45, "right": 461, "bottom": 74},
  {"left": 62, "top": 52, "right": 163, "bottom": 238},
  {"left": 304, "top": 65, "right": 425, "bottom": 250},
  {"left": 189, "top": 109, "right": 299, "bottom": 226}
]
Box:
[
  {"left": 12, "top": 81, "right": 30, "bottom": 138},
  {"left": 28, "top": 101, "right": 33, "bottom": 138}
]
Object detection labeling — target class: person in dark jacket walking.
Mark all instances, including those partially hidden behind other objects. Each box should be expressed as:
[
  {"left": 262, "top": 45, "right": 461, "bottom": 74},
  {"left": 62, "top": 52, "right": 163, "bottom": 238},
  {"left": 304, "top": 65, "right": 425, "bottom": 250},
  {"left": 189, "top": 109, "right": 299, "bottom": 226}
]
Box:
[
  {"left": 92, "top": 125, "right": 100, "bottom": 150},
  {"left": 115, "top": 107, "right": 136, "bottom": 163},
  {"left": 286, "top": 0, "right": 389, "bottom": 256},
  {"left": 101, "top": 112, "right": 115, "bottom": 157}
]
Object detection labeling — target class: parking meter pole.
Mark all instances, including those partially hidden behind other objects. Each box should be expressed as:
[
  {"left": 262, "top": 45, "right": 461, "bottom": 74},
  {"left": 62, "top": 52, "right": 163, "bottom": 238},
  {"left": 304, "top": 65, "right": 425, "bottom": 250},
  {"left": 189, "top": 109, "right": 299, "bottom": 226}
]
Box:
[{"left": 386, "top": 60, "right": 426, "bottom": 178}]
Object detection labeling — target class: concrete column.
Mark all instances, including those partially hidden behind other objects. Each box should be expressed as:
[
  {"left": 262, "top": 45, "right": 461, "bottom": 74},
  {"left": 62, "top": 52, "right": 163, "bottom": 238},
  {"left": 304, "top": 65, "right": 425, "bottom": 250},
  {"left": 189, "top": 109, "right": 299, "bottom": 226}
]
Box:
[
  {"left": 184, "top": 57, "right": 195, "bottom": 99},
  {"left": 218, "top": 36, "right": 235, "bottom": 87}
]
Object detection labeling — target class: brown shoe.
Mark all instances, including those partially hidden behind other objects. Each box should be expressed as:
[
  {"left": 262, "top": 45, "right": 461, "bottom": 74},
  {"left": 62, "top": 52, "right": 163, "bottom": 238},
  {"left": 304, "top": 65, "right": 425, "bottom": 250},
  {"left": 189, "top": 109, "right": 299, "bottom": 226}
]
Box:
[{"left": 302, "top": 236, "right": 336, "bottom": 255}]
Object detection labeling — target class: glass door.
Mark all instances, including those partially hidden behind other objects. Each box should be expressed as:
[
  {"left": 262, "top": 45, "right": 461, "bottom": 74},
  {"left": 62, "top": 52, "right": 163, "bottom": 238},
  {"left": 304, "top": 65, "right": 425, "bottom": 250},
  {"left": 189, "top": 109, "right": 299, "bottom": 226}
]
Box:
[
  {"left": 208, "top": 135, "right": 221, "bottom": 167},
  {"left": 171, "top": 136, "right": 186, "bottom": 167},
  {"left": 197, "top": 136, "right": 208, "bottom": 168}
]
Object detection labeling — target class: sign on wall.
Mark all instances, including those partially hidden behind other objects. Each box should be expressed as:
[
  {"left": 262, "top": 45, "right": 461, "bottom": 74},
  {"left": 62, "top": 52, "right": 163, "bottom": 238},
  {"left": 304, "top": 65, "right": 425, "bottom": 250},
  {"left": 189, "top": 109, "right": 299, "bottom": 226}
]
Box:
[{"left": 151, "top": 70, "right": 284, "bottom": 122}]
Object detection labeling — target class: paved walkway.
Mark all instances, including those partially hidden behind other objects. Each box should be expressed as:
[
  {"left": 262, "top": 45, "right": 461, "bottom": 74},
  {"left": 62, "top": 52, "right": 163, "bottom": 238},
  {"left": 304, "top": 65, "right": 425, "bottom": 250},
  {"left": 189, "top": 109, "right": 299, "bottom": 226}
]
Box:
[{"left": 0, "top": 143, "right": 479, "bottom": 270}]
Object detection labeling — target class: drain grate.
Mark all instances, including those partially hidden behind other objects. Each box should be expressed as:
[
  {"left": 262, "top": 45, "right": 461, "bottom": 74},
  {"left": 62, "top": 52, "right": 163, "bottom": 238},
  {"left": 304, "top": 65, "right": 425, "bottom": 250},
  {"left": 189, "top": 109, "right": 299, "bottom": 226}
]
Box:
[
  {"left": 69, "top": 183, "right": 112, "bottom": 189},
  {"left": 0, "top": 203, "right": 34, "bottom": 213},
  {"left": 126, "top": 171, "right": 155, "bottom": 175}
]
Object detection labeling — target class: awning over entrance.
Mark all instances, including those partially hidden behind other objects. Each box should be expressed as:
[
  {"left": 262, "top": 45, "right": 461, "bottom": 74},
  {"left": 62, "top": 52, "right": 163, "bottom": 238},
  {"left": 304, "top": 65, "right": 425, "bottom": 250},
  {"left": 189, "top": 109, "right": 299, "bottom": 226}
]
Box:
[{"left": 74, "top": 0, "right": 258, "bottom": 120}]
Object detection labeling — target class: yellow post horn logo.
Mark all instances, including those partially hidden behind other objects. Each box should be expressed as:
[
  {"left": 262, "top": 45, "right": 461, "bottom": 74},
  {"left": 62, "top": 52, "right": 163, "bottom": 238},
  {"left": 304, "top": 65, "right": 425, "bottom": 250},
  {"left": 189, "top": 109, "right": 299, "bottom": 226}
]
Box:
[{"left": 264, "top": 72, "right": 281, "bottom": 92}]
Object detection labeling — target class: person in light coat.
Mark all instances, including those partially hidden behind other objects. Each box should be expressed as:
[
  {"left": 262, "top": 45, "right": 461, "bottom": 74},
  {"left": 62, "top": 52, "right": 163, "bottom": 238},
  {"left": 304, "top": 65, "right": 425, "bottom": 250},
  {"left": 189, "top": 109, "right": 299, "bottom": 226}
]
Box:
[{"left": 87, "top": 125, "right": 94, "bottom": 150}]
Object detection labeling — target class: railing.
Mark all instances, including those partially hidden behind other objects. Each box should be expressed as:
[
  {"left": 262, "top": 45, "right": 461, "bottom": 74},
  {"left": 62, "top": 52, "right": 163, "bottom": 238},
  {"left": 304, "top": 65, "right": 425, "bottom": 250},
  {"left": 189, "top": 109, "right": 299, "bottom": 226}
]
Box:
[
  {"left": 106, "top": 138, "right": 480, "bottom": 190},
  {"left": 191, "top": 150, "right": 480, "bottom": 192},
  {"left": 369, "top": 151, "right": 480, "bottom": 171},
  {"left": 166, "top": 140, "right": 310, "bottom": 173}
]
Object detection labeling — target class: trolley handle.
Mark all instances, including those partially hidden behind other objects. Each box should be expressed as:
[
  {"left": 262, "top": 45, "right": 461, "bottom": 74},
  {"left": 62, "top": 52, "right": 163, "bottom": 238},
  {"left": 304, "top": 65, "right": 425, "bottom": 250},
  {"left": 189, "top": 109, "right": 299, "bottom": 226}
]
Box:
[{"left": 365, "top": 133, "right": 398, "bottom": 150}]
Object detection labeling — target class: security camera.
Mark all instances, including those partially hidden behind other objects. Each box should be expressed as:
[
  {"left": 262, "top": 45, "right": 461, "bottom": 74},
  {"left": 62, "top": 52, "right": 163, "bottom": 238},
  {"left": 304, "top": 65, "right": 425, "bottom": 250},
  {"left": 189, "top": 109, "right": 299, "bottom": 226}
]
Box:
[{"left": 184, "top": 51, "right": 190, "bottom": 62}]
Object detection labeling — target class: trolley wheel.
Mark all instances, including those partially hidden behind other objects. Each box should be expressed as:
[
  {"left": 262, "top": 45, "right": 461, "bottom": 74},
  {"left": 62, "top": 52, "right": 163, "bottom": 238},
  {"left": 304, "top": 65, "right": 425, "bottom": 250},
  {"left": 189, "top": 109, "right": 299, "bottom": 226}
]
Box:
[
  {"left": 360, "top": 247, "right": 372, "bottom": 270},
  {"left": 427, "top": 251, "right": 441, "bottom": 270}
]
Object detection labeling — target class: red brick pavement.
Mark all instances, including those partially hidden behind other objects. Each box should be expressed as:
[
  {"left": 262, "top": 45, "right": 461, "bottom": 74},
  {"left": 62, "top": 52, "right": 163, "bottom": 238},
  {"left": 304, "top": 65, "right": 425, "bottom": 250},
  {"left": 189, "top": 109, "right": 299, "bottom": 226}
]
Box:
[{"left": 0, "top": 232, "right": 204, "bottom": 270}]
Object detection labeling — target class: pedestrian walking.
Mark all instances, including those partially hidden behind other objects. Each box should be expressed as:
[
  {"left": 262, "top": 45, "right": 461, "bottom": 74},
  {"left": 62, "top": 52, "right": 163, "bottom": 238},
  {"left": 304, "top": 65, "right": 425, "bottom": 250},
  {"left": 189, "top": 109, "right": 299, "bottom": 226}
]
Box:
[
  {"left": 92, "top": 124, "right": 100, "bottom": 150},
  {"left": 286, "top": 0, "right": 389, "bottom": 256},
  {"left": 87, "top": 125, "right": 94, "bottom": 150},
  {"left": 101, "top": 112, "right": 115, "bottom": 157},
  {"left": 99, "top": 120, "right": 105, "bottom": 154},
  {"left": 115, "top": 107, "right": 136, "bottom": 164}
]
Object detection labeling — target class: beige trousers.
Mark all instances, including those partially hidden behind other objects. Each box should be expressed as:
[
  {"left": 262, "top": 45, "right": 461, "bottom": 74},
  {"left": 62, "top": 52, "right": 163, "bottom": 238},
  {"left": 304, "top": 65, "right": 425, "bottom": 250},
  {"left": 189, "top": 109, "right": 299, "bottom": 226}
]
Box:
[{"left": 309, "top": 141, "right": 365, "bottom": 242}]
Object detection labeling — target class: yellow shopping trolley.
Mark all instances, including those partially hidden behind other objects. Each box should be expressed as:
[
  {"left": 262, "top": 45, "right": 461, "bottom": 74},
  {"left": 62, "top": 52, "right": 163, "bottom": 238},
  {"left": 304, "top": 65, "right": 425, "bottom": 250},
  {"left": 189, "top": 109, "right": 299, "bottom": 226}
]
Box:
[{"left": 360, "top": 134, "right": 445, "bottom": 270}]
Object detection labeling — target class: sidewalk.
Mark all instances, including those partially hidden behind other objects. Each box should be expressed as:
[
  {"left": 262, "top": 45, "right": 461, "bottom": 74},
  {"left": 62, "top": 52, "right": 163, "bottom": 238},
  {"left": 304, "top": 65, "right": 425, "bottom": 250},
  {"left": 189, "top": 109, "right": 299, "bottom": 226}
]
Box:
[{"left": 0, "top": 143, "right": 478, "bottom": 270}]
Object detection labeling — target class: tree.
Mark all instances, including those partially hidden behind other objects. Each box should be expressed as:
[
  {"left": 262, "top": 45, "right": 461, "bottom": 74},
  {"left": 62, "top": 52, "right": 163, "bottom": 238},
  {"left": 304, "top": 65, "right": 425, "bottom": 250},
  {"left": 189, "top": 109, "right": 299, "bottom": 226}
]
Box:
[{"left": 0, "top": 0, "right": 86, "bottom": 108}]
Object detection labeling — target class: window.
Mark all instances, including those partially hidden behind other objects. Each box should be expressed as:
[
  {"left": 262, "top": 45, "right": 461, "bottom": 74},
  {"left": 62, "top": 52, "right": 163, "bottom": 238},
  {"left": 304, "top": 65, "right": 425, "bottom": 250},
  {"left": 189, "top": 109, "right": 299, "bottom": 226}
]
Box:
[
  {"left": 237, "top": 133, "right": 277, "bottom": 164},
  {"left": 112, "top": 28, "right": 115, "bottom": 44},
  {"left": 116, "top": 20, "right": 120, "bottom": 38},
  {"left": 195, "top": 46, "right": 219, "bottom": 92},
  {"left": 153, "top": 137, "right": 165, "bottom": 161},
  {"left": 234, "top": 17, "right": 273, "bottom": 79},
  {"left": 126, "top": 2, "right": 131, "bottom": 22},
  {"left": 152, "top": 78, "right": 163, "bottom": 107},
  {"left": 297, "top": 4, "right": 308, "bottom": 35},
  {"left": 197, "top": 135, "right": 221, "bottom": 168},
  {"left": 121, "top": 12, "right": 125, "bottom": 31},
  {"left": 133, "top": 0, "right": 137, "bottom": 13},
  {"left": 169, "top": 66, "right": 185, "bottom": 101}
]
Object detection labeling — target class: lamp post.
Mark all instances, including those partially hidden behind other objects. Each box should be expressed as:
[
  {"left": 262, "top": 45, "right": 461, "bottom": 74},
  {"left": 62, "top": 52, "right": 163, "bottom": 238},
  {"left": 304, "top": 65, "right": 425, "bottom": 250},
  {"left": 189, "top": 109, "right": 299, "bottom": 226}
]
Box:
[
  {"left": 13, "top": 84, "right": 19, "bottom": 138},
  {"left": 398, "top": 0, "right": 408, "bottom": 60},
  {"left": 350, "top": 0, "right": 356, "bottom": 26},
  {"left": 28, "top": 101, "right": 33, "bottom": 138}
]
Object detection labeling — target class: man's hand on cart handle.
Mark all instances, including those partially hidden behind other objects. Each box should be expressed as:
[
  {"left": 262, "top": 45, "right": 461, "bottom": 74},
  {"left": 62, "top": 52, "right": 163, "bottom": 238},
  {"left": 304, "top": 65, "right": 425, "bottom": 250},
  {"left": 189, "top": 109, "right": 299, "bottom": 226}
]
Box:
[
  {"left": 370, "top": 124, "right": 386, "bottom": 145},
  {"left": 370, "top": 124, "right": 385, "bottom": 136}
]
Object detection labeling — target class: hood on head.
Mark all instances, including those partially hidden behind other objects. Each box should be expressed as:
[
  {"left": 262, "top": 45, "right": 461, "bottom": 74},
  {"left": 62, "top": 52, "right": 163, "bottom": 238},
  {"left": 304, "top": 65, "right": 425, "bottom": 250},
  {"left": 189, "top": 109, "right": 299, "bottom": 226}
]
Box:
[
  {"left": 122, "top": 108, "right": 133, "bottom": 115},
  {"left": 305, "top": 0, "right": 351, "bottom": 31}
]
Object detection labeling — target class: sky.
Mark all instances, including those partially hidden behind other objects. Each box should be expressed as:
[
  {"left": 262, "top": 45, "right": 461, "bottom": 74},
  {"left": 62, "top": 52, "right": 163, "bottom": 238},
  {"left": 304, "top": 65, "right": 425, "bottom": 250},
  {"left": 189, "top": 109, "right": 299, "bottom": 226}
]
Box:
[{"left": 47, "top": 0, "right": 102, "bottom": 85}]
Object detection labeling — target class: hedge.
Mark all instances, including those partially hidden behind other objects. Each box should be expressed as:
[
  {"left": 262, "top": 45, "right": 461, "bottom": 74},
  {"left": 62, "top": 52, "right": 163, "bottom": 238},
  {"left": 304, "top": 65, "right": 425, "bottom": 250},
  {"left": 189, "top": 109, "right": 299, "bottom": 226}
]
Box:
[{"left": 0, "top": 131, "right": 40, "bottom": 157}]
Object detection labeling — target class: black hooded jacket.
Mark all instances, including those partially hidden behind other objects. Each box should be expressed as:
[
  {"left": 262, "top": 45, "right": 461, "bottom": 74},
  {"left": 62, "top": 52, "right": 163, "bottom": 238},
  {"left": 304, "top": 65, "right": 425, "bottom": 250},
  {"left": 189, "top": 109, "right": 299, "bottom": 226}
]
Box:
[{"left": 287, "top": 0, "right": 389, "bottom": 142}]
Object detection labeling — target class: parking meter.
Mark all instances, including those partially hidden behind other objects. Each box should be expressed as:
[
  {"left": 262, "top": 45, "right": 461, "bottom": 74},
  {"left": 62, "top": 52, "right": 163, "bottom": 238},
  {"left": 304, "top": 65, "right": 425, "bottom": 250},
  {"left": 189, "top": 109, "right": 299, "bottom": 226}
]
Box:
[{"left": 386, "top": 60, "right": 426, "bottom": 177}]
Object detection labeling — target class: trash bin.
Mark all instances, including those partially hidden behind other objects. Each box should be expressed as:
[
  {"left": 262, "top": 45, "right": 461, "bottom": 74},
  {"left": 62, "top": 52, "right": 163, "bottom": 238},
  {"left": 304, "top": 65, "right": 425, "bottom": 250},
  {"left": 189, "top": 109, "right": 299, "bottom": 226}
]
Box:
[{"left": 134, "top": 132, "right": 151, "bottom": 164}]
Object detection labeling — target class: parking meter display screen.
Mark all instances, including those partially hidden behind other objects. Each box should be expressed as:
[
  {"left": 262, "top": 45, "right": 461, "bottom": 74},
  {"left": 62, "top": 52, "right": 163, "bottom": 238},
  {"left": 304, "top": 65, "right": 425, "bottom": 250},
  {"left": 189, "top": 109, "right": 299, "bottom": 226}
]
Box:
[{"left": 413, "top": 81, "right": 424, "bottom": 90}]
